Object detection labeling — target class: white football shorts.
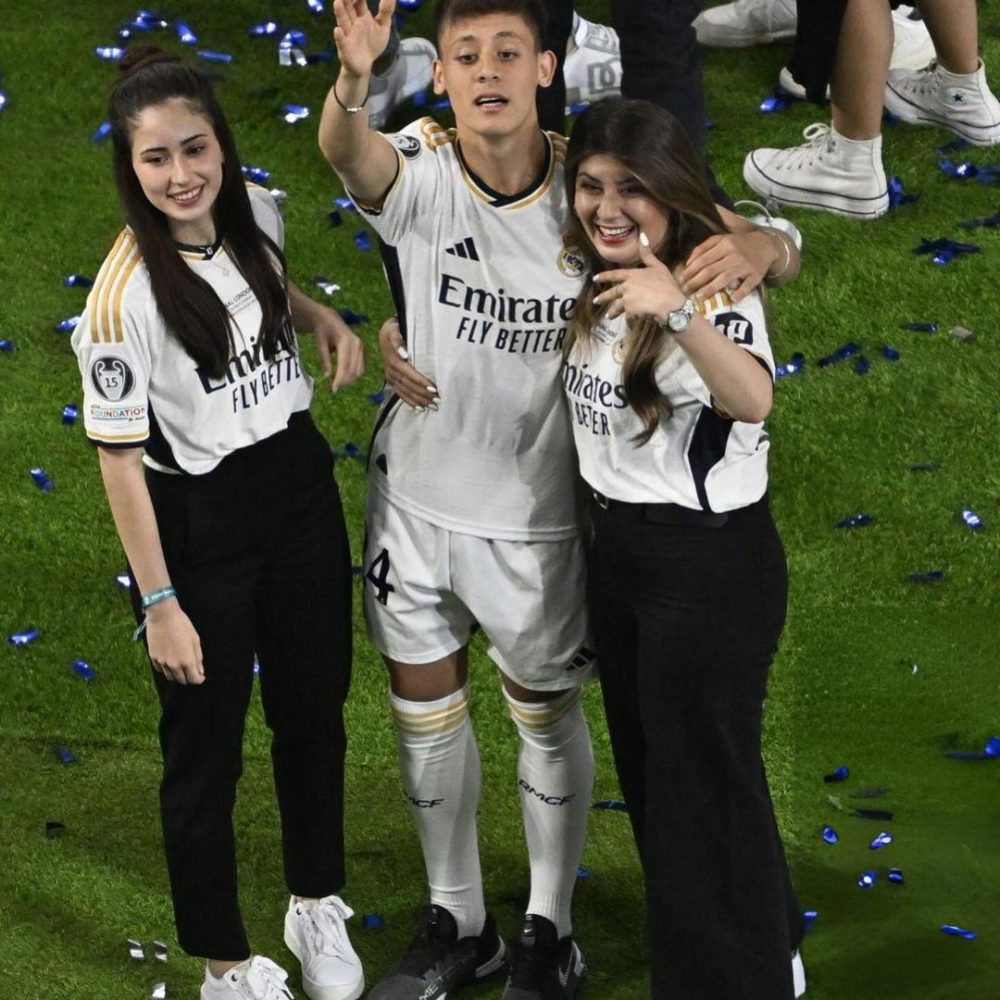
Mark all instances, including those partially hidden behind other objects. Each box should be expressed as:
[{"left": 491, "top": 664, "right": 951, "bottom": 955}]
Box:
[{"left": 362, "top": 489, "right": 596, "bottom": 691}]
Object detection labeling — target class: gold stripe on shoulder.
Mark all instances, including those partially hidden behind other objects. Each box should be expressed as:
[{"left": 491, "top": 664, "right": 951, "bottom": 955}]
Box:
[
  {"left": 112, "top": 249, "right": 144, "bottom": 343},
  {"left": 91, "top": 230, "right": 137, "bottom": 343}
]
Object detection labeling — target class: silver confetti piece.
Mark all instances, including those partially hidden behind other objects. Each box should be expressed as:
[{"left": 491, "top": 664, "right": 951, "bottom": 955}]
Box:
[
  {"left": 128, "top": 938, "right": 145, "bottom": 961},
  {"left": 151, "top": 983, "right": 167, "bottom": 999},
  {"left": 153, "top": 940, "right": 168, "bottom": 963}
]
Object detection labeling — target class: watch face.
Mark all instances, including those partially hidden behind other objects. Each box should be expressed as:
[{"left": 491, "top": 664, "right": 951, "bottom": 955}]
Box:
[{"left": 667, "top": 300, "right": 693, "bottom": 331}]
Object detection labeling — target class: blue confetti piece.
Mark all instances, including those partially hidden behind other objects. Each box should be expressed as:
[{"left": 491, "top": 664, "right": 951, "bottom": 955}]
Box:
[
  {"left": 72, "top": 659, "right": 96, "bottom": 682},
  {"left": 253, "top": 659, "right": 260, "bottom": 675},
  {"left": 282, "top": 103, "right": 310, "bottom": 123},
  {"left": 901, "top": 321, "right": 937, "bottom": 332},
  {"left": 95, "top": 46, "right": 125, "bottom": 61},
  {"left": 117, "top": 572, "right": 132, "bottom": 589},
  {"left": 940, "top": 924, "right": 977, "bottom": 940},
  {"left": 133, "top": 10, "right": 169, "bottom": 30},
  {"left": 984, "top": 736, "right": 1000, "bottom": 757},
  {"left": 281, "top": 29, "right": 307, "bottom": 47},
  {"left": 835, "top": 513, "right": 873, "bottom": 529},
  {"left": 914, "top": 237, "right": 980, "bottom": 264},
  {"left": 9, "top": 628, "right": 41, "bottom": 646},
  {"left": 958, "top": 208, "right": 1000, "bottom": 230},
  {"left": 89, "top": 119, "right": 112, "bottom": 143},
  {"left": 352, "top": 564, "right": 364, "bottom": 576},
  {"left": 328, "top": 210, "right": 343, "bottom": 227},
  {"left": 56, "top": 315, "right": 82, "bottom": 332},
  {"left": 775, "top": 351, "right": 805, "bottom": 378},
  {"left": 961, "top": 509, "right": 984, "bottom": 530},
  {"left": 881, "top": 345, "right": 900, "bottom": 361},
  {"left": 250, "top": 21, "right": 282, "bottom": 37},
  {"left": 759, "top": 92, "right": 791, "bottom": 113},
  {"left": 576, "top": 865, "right": 592, "bottom": 879},
  {"left": 307, "top": 0, "right": 325, "bottom": 11},
  {"left": 55, "top": 744, "right": 78, "bottom": 764},
  {"left": 945, "top": 736, "right": 1000, "bottom": 760},
  {"left": 0, "top": 339, "right": 15, "bottom": 352},
  {"left": 568, "top": 101, "right": 590, "bottom": 116},
  {"left": 823, "top": 766, "right": 849, "bottom": 783},
  {"left": 802, "top": 911, "right": 819, "bottom": 934},
  {"left": 858, "top": 871, "right": 878, "bottom": 889},
  {"left": 197, "top": 50, "right": 233, "bottom": 64},
  {"left": 429, "top": 98, "right": 452, "bottom": 111},
  {"left": 883, "top": 109, "right": 901, "bottom": 125},
  {"left": 362, "top": 913, "right": 384, "bottom": 928},
  {"left": 368, "top": 389, "right": 386, "bottom": 405},
  {"left": 399, "top": 0, "right": 423, "bottom": 9},
  {"left": 62, "top": 404, "right": 78, "bottom": 426},
  {"left": 938, "top": 137, "right": 970, "bottom": 154},
  {"left": 887, "top": 174, "right": 919, "bottom": 208},
  {"left": 705, "top": 119, "right": 717, "bottom": 130},
  {"left": 853, "top": 355, "right": 871, "bottom": 375},
  {"left": 30, "top": 468, "right": 53, "bottom": 493},
  {"left": 592, "top": 799, "right": 629, "bottom": 811},
  {"left": 869, "top": 831, "right": 894, "bottom": 850},
  {"left": 343, "top": 442, "right": 360, "bottom": 457},
  {"left": 243, "top": 165, "right": 271, "bottom": 184},
  {"left": 817, "top": 342, "right": 860, "bottom": 367},
  {"left": 888, "top": 868, "right": 905, "bottom": 884},
  {"left": 338, "top": 309, "right": 369, "bottom": 326},
  {"left": 0, "top": 91, "right": 7, "bottom": 113},
  {"left": 908, "top": 569, "right": 945, "bottom": 583},
  {"left": 334, "top": 196, "right": 357, "bottom": 211},
  {"left": 306, "top": 49, "right": 336, "bottom": 64},
  {"left": 63, "top": 274, "right": 93, "bottom": 288},
  {"left": 822, "top": 826, "right": 839, "bottom": 844},
  {"left": 354, "top": 231, "right": 372, "bottom": 251},
  {"left": 175, "top": 20, "right": 197, "bottom": 45}
]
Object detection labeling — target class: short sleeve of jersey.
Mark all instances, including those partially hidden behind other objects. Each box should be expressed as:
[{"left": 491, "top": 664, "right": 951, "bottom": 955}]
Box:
[
  {"left": 350, "top": 118, "right": 448, "bottom": 243},
  {"left": 247, "top": 184, "right": 284, "bottom": 249},
  {"left": 71, "top": 238, "right": 154, "bottom": 450}
]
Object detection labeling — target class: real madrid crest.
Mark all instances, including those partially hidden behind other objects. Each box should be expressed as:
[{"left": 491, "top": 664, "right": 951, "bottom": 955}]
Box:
[
  {"left": 612, "top": 338, "right": 627, "bottom": 364},
  {"left": 557, "top": 235, "right": 587, "bottom": 278}
]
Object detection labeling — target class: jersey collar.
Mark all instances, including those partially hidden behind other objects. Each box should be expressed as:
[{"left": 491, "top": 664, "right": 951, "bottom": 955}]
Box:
[{"left": 455, "top": 132, "right": 553, "bottom": 208}]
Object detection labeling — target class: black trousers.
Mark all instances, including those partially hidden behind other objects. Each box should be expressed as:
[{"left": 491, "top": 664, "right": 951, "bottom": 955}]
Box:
[
  {"left": 136, "top": 412, "right": 353, "bottom": 960},
  {"left": 587, "top": 495, "right": 800, "bottom": 1000}
]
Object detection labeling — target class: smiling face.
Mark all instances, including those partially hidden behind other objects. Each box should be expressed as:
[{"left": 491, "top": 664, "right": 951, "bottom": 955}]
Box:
[
  {"left": 573, "top": 153, "right": 669, "bottom": 266},
  {"left": 130, "top": 97, "right": 224, "bottom": 245},
  {"left": 433, "top": 13, "right": 555, "bottom": 140}
]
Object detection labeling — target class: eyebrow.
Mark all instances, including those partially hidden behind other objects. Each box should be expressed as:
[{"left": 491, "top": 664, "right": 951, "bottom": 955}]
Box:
[
  {"left": 138, "top": 132, "right": 208, "bottom": 155},
  {"left": 453, "top": 29, "right": 526, "bottom": 43}
]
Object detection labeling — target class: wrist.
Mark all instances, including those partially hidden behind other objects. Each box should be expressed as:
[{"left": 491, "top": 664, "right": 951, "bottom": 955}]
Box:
[{"left": 145, "top": 597, "right": 180, "bottom": 623}]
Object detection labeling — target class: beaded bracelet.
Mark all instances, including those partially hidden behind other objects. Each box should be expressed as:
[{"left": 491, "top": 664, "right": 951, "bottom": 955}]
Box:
[{"left": 333, "top": 80, "right": 370, "bottom": 115}]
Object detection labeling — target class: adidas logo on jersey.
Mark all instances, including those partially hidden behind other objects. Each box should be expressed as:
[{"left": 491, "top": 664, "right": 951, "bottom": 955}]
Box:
[{"left": 444, "top": 236, "right": 480, "bottom": 261}]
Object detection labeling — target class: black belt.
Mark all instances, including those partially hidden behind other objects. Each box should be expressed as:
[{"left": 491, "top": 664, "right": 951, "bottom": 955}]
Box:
[{"left": 591, "top": 490, "right": 730, "bottom": 527}]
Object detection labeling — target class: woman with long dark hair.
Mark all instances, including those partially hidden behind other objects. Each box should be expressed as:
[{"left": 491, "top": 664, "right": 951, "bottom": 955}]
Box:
[
  {"left": 562, "top": 97, "right": 803, "bottom": 1000},
  {"left": 72, "top": 46, "right": 365, "bottom": 1000}
]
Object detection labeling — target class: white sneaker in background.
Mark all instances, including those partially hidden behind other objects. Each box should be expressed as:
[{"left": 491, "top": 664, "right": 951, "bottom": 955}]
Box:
[
  {"left": 692, "top": 0, "right": 796, "bottom": 48},
  {"left": 885, "top": 58, "right": 1000, "bottom": 146},
  {"left": 563, "top": 11, "right": 622, "bottom": 109},
  {"left": 201, "top": 957, "right": 294, "bottom": 1000},
  {"left": 743, "top": 122, "right": 889, "bottom": 219},
  {"left": 792, "top": 948, "right": 807, "bottom": 998},
  {"left": 284, "top": 895, "right": 364, "bottom": 1000},
  {"left": 367, "top": 37, "right": 437, "bottom": 131},
  {"left": 778, "top": 6, "right": 935, "bottom": 100}
]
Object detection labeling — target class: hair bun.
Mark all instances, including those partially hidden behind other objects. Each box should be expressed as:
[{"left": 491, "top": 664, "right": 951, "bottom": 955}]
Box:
[{"left": 118, "top": 44, "right": 181, "bottom": 77}]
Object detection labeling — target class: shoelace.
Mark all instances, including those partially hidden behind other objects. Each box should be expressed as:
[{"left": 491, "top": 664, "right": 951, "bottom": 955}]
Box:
[
  {"left": 774, "top": 123, "right": 835, "bottom": 169},
  {"left": 239, "top": 957, "right": 293, "bottom": 999},
  {"left": 303, "top": 896, "right": 355, "bottom": 956}
]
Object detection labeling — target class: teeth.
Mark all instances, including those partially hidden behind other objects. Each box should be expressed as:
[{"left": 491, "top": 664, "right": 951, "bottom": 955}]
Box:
[
  {"left": 172, "top": 188, "right": 201, "bottom": 204},
  {"left": 598, "top": 225, "right": 632, "bottom": 238}
]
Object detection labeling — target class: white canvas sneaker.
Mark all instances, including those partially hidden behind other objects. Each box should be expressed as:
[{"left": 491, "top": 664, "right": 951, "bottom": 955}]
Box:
[
  {"left": 792, "top": 948, "right": 807, "bottom": 998},
  {"left": 563, "top": 12, "right": 622, "bottom": 109},
  {"left": 778, "top": 6, "right": 935, "bottom": 100},
  {"left": 201, "top": 956, "right": 294, "bottom": 1000},
  {"left": 284, "top": 895, "right": 364, "bottom": 1000},
  {"left": 743, "top": 123, "right": 889, "bottom": 219},
  {"left": 367, "top": 37, "right": 437, "bottom": 131},
  {"left": 885, "top": 59, "right": 1000, "bottom": 146},
  {"left": 692, "top": 0, "right": 796, "bottom": 48}
]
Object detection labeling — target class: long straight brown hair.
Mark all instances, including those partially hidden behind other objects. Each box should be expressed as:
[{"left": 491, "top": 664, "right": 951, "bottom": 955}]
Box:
[
  {"left": 109, "top": 46, "right": 294, "bottom": 379},
  {"left": 565, "top": 98, "right": 728, "bottom": 443}
]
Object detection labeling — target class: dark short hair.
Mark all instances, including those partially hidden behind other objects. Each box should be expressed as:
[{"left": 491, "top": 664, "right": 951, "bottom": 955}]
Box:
[{"left": 433, "top": 0, "right": 547, "bottom": 51}]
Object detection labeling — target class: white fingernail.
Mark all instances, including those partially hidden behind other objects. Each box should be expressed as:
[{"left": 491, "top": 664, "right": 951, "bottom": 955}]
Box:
[
  {"left": 426, "top": 385, "right": 438, "bottom": 394},
  {"left": 428, "top": 404, "right": 439, "bottom": 412},
  {"left": 396, "top": 345, "right": 410, "bottom": 360},
  {"left": 431, "top": 396, "right": 441, "bottom": 406},
  {"left": 414, "top": 406, "right": 425, "bottom": 413},
  {"left": 639, "top": 231, "right": 650, "bottom": 248}
]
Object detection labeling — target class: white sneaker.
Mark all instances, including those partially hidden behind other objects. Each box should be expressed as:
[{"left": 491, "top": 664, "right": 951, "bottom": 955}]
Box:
[
  {"left": 367, "top": 36, "right": 436, "bottom": 131},
  {"left": 693, "top": 0, "right": 796, "bottom": 48},
  {"left": 743, "top": 123, "right": 889, "bottom": 219},
  {"left": 792, "top": 948, "right": 807, "bottom": 997},
  {"left": 283, "top": 895, "right": 364, "bottom": 1000},
  {"left": 201, "top": 957, "right": 294, "bottom": 1000},
  {"left": 563, "top": 12, "right": 622, "bottom": 109},
  {"left": 885, "top": 58, "right": 1000, "bottom": 146},
  {"left": 778, "top": 6, "right": 935, "bottom": 100}
]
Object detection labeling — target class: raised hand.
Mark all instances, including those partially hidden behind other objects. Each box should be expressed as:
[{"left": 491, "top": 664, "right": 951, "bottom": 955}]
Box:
[
  {"left": 332, "top": 0, "right": 396, "bottom": 78},
  {"left": 592, "top": 232, "right": 688, "bottom": 323}
]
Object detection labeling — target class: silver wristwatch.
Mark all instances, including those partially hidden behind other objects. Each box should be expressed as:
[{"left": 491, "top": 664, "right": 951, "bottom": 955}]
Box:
[{"left": 662, "top": 297, "right": 696, "bottom": 334}]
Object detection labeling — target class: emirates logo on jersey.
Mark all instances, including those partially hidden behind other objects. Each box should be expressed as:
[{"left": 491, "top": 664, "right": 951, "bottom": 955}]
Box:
[
  {"left": 90, "top": 356, "right": 136, "bottom": 402},
  {"left": 557, "top": 235, "right": 587, "bottom": 278}
]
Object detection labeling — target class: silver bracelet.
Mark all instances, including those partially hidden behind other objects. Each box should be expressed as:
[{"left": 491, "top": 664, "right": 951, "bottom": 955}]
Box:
[
  {"left": 765, "top": 228, "right": 792, "bottom": 280},
  {"left": 333, "top": 79, "right": 369, "bottom": 115}
]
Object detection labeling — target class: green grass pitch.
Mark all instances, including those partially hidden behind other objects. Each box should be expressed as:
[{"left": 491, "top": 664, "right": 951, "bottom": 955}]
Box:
[{"left": 1, "top": 2, "right": 998, "bottom": 997}]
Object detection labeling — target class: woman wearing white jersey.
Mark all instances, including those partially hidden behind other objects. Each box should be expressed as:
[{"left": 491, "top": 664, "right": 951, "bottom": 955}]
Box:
[
  {"left": 562, "top": 98, "right": 802, "bottom": 1000},
  {"left": 72, "top": 47, "right": 366, "bottom": 1000}
]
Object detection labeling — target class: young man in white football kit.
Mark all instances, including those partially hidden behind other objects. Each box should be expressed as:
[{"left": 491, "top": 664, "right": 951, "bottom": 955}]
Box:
[{"left": 319, "top": 3, "right": 800, "bottom": 998}]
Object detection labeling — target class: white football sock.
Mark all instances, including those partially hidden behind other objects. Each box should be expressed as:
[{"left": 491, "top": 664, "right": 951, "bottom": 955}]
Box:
[
  {"left": 504, "top": 686, "right": 595, "bottom": 939},
  {"left": 390, "top": 686, "right": 486, "bottom": 938}
]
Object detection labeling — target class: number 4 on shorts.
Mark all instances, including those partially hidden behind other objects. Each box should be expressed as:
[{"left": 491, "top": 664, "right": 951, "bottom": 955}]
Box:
[{"left": 365, "top": 548, "right": 395, "bottom": 606}]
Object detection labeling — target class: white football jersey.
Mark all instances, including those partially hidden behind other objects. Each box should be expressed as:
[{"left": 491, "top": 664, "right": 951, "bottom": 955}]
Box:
[
  {"left": 564, "top": 290, "right": 775, "bottom": 512},
  {"left": 71, "top": 187, "right": 312, "bottom": 475},
  {"left": 356, "top": 119, "right": 589, "bottom": 542}
]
